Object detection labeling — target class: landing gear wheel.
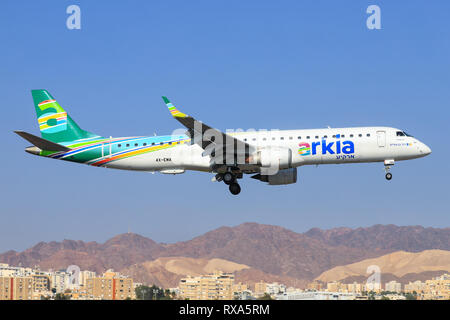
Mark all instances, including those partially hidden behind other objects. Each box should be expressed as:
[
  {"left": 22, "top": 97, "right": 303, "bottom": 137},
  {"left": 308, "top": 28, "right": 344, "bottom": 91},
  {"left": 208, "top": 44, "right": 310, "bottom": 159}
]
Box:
[
  {"left": 385, "top": 173, "right": 392, "bottom": 180},
  {"left": 229, "top": 183, "right": 241, "bottom": 195},
  {"left": 223, "top": 172, "right": 235, "bottom": 185}
]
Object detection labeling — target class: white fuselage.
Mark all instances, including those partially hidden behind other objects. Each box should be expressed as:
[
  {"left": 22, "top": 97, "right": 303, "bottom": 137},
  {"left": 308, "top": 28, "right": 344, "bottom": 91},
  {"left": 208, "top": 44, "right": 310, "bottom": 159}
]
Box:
[{"left": 104, "top": 126, "right": 431, "bottom": 173}]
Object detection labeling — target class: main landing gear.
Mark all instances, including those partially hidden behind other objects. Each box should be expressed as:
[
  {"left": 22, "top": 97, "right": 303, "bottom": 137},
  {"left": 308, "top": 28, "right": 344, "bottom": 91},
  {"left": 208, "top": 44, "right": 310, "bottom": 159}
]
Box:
[
  {"left": 215, "top": 169, "right": 242, "bottom": 195},
  {"left": 384, "top": 159, "right": 394, "bottom": 181},
  {"left": 228, "top": 182, "right": 241, "bottom": 195}
]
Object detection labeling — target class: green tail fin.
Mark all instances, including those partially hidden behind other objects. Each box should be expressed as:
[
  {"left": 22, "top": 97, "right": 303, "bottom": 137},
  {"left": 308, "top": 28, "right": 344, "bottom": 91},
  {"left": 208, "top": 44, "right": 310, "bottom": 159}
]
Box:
[{"left": 31, "top": 90, "right": 98, "bottom": 143}]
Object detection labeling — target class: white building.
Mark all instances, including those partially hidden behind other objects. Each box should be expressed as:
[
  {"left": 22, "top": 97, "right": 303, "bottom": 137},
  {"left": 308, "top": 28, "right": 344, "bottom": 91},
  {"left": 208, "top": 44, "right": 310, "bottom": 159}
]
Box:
[
  {"left": 266, "top": 282, "right": 286, "bottom": 295},
  {"left": 0, "top": 263, "right": 34, "bottom": 277},
  {"left": 384, "top": 294, "right": 406, "bottom": 300},
  {"left": 78, "top": 270, "right": 96, "bottom": 288},
  {"left": 385, "top": 281, "right": 402, "bottom": 293},
  {"left": 364, "top": 281, "right": 382, "bottom": 292},
  {"left": 276, "top": 291, "right": 357, "bottom": 300},
  {"left": 51, "top": 271, "right": 70, "bottom": 293}
]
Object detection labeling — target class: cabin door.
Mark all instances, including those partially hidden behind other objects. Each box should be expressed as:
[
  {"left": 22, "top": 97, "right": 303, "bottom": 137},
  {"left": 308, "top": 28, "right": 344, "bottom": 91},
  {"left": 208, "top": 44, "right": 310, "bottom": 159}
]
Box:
[
  {"left": 102, "top": 137, "right": 112, "bottom": 158},
  {"left": 376, "top": 131, "right": 386, "bottom": 147}
]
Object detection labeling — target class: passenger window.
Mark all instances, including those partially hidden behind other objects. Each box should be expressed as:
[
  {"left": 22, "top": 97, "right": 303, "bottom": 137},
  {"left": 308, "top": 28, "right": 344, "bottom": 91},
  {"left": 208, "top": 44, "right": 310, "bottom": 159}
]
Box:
[
  {"left": 244, "top": 138, "right": 247, "bottom": 141},
  {"left": 350, "top": 134, "right": 353, "bottom": 138},
  {"left": 160, "top": 142, "right": 163, "bottom": 145},
  {"left": 169, "top": 142, "right": 172, "bottom": 145},
  {"left": 367, "top": 134, "right": 370, "bottom": 137},
  {"left": 135, "top": 143, "right": 138, "bottom": 147},
  {"left": 289, "top": 137, "right": 293, "bottom": 140},
  {"left": 332, "top": 135, "right": 336, "bottom": 138},
  {"left": 252, "top": 138, "right": 256, "bottom": 141},
  {"left": 315, "top": 136, "right": 319, "bottom": 139},
  {"left": 263, "top": 138, "right": 267, "bottom": 141},
  {"left": 358, "top": 134, "right": 362, "bottom": 137},
  {"left": 306, "top": 136, "right": 310, "bottom": 139},
  {"left": 118, "top": 144, "right": 122, "bottom": 147},
  {"left": 341, "top": 135, "right": 345, "bottom": 138},
  {"left": 152, "top": 142, "right": 155, "bottom": 145},
  {"left": 143, "top": 143, "right": 147, "bottom": 146},
  {"left": 323, "top": 135, "right": 327, "bottom": 138},
  {"left": 280, "top": 137, "right": 284, "bottom": 140},
  {"left": 272, "top": 137, "right": 275, "bottom": 140},
  {"left": 126, "top": 144, "right": 130, "bottom": 147},
  {"left": 297, "top": 136, "right": 301, "bottom": 139}
]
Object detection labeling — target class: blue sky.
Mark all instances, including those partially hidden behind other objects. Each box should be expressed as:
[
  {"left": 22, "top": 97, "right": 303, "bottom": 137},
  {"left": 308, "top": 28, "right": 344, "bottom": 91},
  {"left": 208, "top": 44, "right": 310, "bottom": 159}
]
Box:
[{"left": 1, "top": 1, "right": 449, "bottom": 252}]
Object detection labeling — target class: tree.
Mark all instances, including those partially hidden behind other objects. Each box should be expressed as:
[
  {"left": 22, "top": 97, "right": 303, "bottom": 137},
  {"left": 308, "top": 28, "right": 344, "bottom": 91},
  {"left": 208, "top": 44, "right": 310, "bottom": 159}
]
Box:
[
  {"left": 258, "top": 293, "right": 273, "bottom": 300},
  {"left": 405, "top": 293, "right": 417, "bottom": 300},
  {"left": 55, "top": 293, "right": 70, "bottom": 300},
  {"left": 135, "top": 285, "right": 172, "bottom": 300}
]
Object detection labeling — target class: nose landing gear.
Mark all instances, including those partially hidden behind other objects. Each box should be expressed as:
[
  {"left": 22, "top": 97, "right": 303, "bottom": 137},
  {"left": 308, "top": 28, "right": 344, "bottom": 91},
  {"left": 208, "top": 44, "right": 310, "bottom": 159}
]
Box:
[{"left": 384, "top": 159, "right": 394, "bottom": 181}]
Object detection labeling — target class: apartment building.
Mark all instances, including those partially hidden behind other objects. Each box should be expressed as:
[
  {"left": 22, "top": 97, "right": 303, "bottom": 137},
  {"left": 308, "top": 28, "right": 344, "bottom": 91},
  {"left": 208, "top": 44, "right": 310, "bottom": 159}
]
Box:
[
  {"left": 86, "top": 270, "right": 134, "bottom": 300},
  {"left": 179, "top": 271, "right": 235, "bottom": 300},
  {"left": 422, "top": 274, "right": 450, "bottom": 300},
  {"left": 0, "top": 276, "right": 33, "bottom": 300},
  {"left": 32, "top": 273, "right": 51, "bottom": 293},
  {"left": 404, "top": 280, "right": 427, "bottom": 293},
  {"left": 385, "top": 281, "right": 402, "bottom": 293},
  {"left": 51, "top": 271, "right": 70, "bottom": 293},
  {"left": 347, "top": 282, "right": 362, "bottom": 294}
]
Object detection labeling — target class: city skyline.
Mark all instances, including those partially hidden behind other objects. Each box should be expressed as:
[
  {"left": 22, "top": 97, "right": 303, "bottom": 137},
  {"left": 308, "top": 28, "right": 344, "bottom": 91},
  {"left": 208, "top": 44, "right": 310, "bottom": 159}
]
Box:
[{"left": 1, "top": 261, "right": 449, "bottom": 300}]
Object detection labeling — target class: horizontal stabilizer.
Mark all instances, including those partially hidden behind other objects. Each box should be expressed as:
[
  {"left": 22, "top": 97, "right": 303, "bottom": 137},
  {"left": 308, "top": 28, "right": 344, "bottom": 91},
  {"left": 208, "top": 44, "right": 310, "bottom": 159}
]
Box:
[{"left": 14, "top": 130, "right": 70, "bottom": 152}]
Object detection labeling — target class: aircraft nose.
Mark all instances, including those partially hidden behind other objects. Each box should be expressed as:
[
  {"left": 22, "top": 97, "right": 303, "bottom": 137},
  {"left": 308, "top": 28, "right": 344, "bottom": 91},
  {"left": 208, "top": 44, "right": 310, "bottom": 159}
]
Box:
[
  {"left": 423, "top": 144, "right": 432, "bottom": 155},
  {"left": 419, "top": 143, "right": 431, "bottom": 156}
]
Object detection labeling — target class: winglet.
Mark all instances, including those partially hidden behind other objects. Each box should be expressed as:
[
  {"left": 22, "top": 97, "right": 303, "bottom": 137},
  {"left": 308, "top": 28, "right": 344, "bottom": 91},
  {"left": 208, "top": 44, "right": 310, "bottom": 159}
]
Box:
[{"left": 162, "top": 96, "right": 187, "bottom": 118}]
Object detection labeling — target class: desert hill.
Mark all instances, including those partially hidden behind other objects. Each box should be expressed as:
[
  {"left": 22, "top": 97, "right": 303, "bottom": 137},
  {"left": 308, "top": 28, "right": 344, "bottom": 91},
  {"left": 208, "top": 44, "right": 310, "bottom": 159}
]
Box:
[{"left": 315, "top": 249, "right": 450, "bottom": 284}]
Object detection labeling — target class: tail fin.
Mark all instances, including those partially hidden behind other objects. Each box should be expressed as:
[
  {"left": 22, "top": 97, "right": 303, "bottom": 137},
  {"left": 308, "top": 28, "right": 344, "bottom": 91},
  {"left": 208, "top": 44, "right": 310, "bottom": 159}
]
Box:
[{"left": 31, "top": 89, "right": 98, "bottom": 143}]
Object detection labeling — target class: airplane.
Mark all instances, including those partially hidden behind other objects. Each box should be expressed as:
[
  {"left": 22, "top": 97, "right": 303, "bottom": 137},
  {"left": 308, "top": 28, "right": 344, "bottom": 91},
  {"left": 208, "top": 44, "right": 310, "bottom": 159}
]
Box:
[{"left": 15, "top": 90, "right": 431, "bottom": 195}]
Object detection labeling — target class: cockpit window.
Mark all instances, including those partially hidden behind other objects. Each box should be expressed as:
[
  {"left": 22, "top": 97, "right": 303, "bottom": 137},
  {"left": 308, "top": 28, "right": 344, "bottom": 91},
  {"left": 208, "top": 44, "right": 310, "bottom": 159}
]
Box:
[
  {"left": 396, "top": 131, "right": 405, "bottom": 136},
  {"left": 403, "top": 131, "right": 413, "bottom": 137}
]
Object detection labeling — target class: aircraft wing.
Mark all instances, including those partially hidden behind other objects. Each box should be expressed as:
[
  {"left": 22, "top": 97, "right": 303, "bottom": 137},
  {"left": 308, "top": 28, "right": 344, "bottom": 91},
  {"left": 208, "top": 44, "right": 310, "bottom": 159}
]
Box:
[{"left": 162, "top": 97, "right": 256, "bottom": 166}]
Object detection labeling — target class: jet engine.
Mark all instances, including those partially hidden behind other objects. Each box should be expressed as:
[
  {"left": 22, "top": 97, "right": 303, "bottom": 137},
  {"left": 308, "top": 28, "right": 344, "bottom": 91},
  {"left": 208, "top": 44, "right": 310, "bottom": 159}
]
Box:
[
  {"left": 251, "top": 168, "right": 298, "bottom": 185},
  {"left": 251, "top": 146, "right": 292, "bottom": 170}
]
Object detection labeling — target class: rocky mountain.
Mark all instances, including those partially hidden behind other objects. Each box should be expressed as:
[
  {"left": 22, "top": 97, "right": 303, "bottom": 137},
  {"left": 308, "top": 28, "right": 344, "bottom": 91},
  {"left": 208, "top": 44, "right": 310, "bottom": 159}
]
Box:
[
  {"left": 305, "top": 224, "right": 450, "bottom": 252},
  {"left": 315, "top": 249, "right": 450, "bottom": 284},
  {"left": 1, "top": 223, "right": 449, "bottom": 287},
  {"left": 0, "top": 233, "right": 164, "bottom": 273},
  {"left": 162, "top": 223, "right": 382, "bottom": 280}
]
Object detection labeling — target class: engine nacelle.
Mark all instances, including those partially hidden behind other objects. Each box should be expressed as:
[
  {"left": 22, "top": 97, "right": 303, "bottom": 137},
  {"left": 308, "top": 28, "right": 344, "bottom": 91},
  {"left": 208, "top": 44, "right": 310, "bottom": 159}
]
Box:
[
  {"left": 253, "top": 147, "right": 292, "bottom": 170},
  {"left": 251, "top": 168, "right": 298, "bottom": 185}
]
